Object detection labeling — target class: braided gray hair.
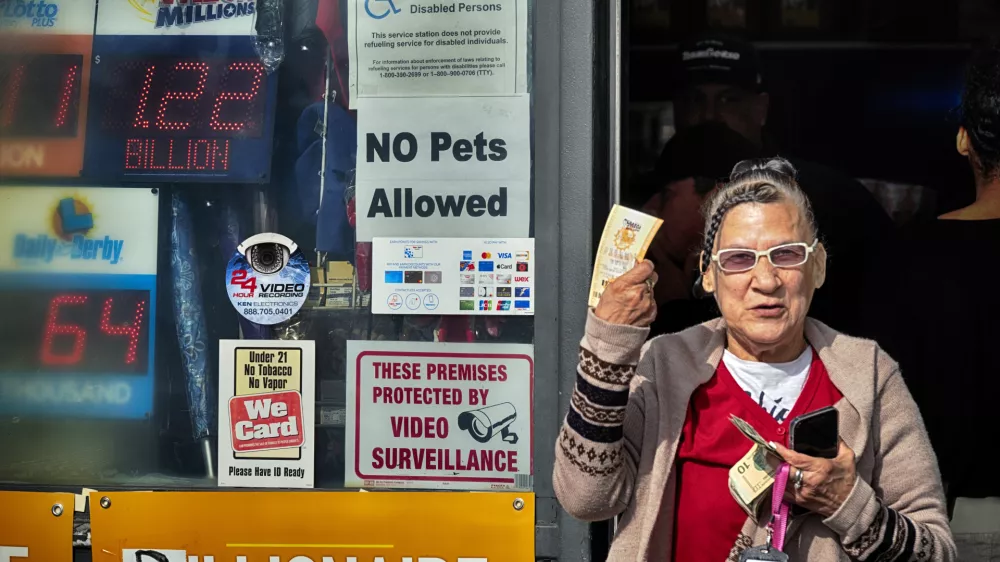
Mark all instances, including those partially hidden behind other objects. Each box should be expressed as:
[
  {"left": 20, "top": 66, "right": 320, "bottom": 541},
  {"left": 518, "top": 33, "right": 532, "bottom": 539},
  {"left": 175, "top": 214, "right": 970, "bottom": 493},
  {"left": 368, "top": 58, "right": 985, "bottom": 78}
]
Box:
[{"left": 699, "top": 157, "right": 818, "bottom": 276}]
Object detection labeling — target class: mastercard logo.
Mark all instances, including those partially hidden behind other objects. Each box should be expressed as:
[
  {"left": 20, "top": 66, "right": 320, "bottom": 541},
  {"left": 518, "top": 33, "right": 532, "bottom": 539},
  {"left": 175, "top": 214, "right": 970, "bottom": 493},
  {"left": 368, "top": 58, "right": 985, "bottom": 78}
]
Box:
[{"left": 481, "top": 252, "right": 492, "bottom": 259}]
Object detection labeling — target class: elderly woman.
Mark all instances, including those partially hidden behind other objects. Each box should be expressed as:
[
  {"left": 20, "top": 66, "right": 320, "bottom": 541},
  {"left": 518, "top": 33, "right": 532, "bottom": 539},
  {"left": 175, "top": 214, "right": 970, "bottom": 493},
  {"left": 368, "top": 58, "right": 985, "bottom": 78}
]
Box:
[{"left": 554, "top": 158, "right": 956, "bottom": 561}]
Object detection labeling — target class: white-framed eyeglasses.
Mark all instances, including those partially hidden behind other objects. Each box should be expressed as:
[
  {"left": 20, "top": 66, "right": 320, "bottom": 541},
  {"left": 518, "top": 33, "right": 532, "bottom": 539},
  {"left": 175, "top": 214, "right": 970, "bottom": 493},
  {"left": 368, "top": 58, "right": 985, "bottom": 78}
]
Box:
[{"left": 711, "top": 240, "right": 819, "bottom": 273}]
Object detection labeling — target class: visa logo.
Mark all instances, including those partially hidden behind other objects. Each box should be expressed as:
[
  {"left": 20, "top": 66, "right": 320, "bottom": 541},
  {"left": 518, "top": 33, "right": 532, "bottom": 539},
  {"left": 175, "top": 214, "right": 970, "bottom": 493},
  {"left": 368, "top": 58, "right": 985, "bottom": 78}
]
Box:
[
  {"left": 514, "top": 276, "right": 529, "bottom": 283},
  {"left": 497, "top": 252, "right": 512, "bottom": 259},
  {"left": 13, "top": 234, "right": 125, "bottom": 264}
]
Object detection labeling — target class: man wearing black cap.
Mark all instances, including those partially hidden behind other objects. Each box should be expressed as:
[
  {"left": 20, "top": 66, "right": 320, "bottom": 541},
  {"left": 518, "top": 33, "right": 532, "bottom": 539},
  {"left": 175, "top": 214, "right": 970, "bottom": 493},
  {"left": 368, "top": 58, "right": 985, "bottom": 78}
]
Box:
[
  {"left": 673, "top": 34, "right": 770, "bottom": 148},
  {"left": 635, "top": 34, "right": 895, "bottom": 337}
]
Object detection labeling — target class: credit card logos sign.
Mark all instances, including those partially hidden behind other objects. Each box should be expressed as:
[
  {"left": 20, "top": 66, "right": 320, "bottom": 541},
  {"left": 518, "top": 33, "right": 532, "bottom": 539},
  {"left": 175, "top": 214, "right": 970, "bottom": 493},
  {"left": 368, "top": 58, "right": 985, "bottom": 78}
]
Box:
[{"left": 373, "top": 238, "right": 533, "bottom": 316}]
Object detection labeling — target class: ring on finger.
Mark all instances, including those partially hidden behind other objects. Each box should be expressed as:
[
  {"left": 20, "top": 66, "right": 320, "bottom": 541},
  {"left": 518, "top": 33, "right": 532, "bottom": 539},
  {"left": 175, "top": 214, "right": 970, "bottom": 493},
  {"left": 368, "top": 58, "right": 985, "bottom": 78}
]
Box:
[
  {"left": 794, "top": 468, "right": 804, "bottom": 490},
  {"left": 645, "top": 278, "right": 654, "bottom": 293}
]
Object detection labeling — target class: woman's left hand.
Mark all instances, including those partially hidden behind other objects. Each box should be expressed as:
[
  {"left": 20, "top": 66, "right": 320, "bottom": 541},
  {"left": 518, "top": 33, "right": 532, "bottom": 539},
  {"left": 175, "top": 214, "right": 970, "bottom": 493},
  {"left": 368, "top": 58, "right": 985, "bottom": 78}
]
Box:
[{"left": 771, "top": 440, "right": 858, "bottom": 518}]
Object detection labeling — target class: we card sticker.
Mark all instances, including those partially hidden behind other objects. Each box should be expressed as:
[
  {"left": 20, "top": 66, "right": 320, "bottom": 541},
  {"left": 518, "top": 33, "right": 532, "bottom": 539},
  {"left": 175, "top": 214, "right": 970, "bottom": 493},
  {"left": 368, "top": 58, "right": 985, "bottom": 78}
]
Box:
[
  {"left": 228, "top": 390, "right": 305, "bottom": 453},
  {"left": 218, "top": 340, "right": 315, "bottom": 488}
]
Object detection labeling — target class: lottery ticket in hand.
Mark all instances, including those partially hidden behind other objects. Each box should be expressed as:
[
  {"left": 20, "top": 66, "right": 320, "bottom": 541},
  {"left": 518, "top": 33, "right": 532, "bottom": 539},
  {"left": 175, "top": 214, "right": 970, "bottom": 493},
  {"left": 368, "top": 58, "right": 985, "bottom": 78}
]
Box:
[{"left": 588, "top": 205, "right": 663, "bottom": 308}]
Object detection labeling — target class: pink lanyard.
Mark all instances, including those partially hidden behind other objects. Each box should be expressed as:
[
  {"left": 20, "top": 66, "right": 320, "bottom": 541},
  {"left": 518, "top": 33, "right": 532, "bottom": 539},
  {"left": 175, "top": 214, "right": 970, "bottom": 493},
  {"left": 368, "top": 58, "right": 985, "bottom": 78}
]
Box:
[{"left": 768, "top": 462, "right": 792, "bottom": 551}]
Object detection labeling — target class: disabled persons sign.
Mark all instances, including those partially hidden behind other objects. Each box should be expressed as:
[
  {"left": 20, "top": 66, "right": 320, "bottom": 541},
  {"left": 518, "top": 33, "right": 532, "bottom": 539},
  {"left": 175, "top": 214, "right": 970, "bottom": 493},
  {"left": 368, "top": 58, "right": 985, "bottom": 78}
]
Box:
[{"left": 346, "top": 340, "right": 533, "bottom": 491}]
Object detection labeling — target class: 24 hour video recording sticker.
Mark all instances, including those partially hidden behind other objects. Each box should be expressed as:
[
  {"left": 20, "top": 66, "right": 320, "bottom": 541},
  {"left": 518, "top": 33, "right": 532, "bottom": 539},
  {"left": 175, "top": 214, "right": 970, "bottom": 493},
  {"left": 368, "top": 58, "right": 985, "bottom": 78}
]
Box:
[{"left": 225, "top": 233, "right": 310, "bottom": 325}]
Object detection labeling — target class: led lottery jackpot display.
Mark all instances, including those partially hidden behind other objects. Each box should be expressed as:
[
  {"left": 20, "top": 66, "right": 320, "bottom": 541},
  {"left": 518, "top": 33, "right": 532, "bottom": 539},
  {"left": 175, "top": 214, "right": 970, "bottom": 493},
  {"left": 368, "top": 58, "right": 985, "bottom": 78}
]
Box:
[
  {"left": 83, "top": 0, "right": 277, "bottom": 183},
  {"left": 0, "top": 0, "right": 98, "bottom": 178},
  {"left": 0, "top": 54, "right": 82, "bottom": 138},
  {"left": 98, "top": 56, "right": 266, "bottom": 174},
  {"left": 0, "top": 290, "right": 151, "bottom": 373},
  {"left": 0, "top": 187, "right": 160, "bottom": 419}
]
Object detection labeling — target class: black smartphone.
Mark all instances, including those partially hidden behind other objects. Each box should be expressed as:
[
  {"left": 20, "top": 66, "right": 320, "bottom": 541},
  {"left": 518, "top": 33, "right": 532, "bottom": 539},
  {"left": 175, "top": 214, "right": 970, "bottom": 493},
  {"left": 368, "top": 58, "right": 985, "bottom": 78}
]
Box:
[{"left": 789, "top": 406, "right": 839, "bottom": 459}]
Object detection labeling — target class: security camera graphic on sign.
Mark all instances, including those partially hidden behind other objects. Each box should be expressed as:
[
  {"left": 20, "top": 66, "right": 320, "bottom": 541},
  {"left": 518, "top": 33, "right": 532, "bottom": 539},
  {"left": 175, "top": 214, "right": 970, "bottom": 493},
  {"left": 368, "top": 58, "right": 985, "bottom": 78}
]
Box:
[{"left": 458, "top": 402, "right": 519, "bottom": 444}]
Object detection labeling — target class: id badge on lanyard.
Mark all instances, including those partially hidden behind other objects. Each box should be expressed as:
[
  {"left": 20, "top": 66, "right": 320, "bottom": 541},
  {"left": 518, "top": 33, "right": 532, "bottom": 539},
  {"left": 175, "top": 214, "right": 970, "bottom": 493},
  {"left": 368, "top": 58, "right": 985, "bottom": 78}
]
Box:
[
  {"left": 740, "top": 541, "right": 790, "bottom": 562},
  {"left": 740, "top": 463, "right": 792, "bottom": 562}
]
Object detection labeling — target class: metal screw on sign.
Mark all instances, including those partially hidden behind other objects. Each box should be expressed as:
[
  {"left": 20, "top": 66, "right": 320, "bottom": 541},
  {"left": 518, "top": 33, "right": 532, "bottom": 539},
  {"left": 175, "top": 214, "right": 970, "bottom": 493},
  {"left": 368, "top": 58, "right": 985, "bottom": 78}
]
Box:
[
  {"left": 100, "top": 496, "right": 112, "bottom": 509},
  {"left": 513, "top": 498, "right": 525, "bottom": 511},
  {"left": 51, "top": 503, "right": 63, "bottom": 517}
]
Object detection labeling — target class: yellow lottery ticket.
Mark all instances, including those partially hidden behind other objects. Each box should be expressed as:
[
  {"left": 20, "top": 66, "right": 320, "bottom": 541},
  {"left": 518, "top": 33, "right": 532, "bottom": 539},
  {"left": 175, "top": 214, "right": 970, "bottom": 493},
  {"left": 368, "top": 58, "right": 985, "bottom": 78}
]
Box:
[{"left": 588, "top": 204, "right": 663, "bottom": 308}]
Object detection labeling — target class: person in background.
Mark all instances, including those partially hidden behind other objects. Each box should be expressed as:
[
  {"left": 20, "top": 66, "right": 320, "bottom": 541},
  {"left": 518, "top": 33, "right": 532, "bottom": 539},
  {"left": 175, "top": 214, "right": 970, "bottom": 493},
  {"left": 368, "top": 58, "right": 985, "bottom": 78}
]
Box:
[
  {"left": 636, "top": 33, "right": 895, "bottom": 337},
  {"left": 865, "top": 38, "right": 1000, "bottom": 507},
  {"left": 554, "top": 157, "right": 955, "bottom": 561},
  {"left": 635, "top": 123, "right": 760, "bottom": 336},
  {"left": 671, "top": 33, "right": 769, "bottom": 149}
]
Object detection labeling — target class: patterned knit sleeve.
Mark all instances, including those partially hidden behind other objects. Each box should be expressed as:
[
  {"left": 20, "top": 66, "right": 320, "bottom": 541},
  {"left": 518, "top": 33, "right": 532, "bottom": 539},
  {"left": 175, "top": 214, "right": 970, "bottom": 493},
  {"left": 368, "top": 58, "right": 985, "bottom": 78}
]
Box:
[
  {"left": 842, "top": 497, "right": 944, "bottom": 561},
  {"left": 823, "top": 362, "right": 957, "bottom": 561},
  {"left": 552, "top": 310, "right": 652, "bottom": 522}
]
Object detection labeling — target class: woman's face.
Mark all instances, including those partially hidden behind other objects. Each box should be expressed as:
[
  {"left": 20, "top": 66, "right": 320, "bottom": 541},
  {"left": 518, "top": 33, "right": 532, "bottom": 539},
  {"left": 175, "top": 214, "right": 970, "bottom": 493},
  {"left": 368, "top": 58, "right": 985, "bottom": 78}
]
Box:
[{"left": 703, "top": 200, "right": 826, "bottom": 359}]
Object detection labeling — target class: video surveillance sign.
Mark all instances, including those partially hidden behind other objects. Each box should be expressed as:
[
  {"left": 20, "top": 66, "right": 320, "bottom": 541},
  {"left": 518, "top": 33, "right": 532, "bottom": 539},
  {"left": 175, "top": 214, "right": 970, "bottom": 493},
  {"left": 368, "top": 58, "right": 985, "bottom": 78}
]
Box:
[{"left": 346, "top": 340, "right": 533, "bottom": 491}]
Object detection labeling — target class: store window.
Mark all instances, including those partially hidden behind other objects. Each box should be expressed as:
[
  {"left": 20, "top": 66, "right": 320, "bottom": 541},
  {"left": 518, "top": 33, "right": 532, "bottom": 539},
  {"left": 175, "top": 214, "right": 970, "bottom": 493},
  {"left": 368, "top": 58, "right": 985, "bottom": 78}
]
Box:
[{"left": 0, "top": 0, "right": 535, "bottom": 498}]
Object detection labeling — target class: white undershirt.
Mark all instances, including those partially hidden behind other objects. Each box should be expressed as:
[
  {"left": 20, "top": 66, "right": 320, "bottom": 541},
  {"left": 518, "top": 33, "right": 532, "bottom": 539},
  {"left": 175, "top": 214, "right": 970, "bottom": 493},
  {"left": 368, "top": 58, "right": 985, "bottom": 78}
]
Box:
[{"left": 723, "top": 347, "right": 812, "bottom": 424}]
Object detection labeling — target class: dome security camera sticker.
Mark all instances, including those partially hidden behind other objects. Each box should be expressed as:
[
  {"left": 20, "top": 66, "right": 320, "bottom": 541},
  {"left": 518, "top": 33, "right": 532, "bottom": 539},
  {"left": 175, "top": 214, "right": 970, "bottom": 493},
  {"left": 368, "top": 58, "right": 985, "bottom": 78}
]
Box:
[{"left": 225, "top": 234, "right": 310, "bottom": 325}]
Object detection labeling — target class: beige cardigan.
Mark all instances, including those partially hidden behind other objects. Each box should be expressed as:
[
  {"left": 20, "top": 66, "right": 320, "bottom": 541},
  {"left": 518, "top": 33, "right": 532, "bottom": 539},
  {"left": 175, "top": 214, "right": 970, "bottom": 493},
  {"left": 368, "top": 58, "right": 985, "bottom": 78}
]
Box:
[{"left": 553, "top": 311, "right": 956, "bottom": 561}]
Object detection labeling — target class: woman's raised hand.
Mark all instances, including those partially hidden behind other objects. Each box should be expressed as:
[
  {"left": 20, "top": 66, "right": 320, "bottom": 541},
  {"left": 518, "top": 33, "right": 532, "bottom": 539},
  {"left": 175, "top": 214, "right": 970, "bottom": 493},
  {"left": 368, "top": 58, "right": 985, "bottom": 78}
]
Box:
[{"left": 594, "top": 260, "right": 658, "bottom": 327}]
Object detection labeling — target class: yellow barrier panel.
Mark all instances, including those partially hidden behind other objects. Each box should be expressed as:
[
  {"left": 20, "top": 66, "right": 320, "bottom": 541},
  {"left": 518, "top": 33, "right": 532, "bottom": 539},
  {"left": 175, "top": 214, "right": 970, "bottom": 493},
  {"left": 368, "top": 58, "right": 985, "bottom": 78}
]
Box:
[
  {"left": 91, "top": 490, "right": 534, "bottom": 561},
  {"left": 0, "top": 490, "right": 75, "bottom": 562}
]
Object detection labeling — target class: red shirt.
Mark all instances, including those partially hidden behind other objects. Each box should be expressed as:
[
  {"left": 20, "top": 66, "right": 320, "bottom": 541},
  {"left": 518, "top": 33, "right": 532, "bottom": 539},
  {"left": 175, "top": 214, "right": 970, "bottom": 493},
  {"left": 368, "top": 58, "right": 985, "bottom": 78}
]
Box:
[{"left": 671, "top": 350, "right": 843, "bottom": 562}]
